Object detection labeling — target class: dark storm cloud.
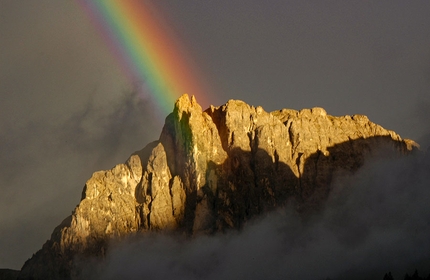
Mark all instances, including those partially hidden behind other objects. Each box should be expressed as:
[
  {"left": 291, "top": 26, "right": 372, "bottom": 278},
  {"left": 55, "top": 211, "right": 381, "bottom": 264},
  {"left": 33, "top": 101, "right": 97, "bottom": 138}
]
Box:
[
  {"left": 0, "top": 0, "right": 160, "bottom": 268},
  {"left": 59, "top": 88, "right": 161, "bottom": 164},
  {"left": 81, "top": 151, "right": 430, "bottom": 280},
  {"left": 1, "top": 0, "right": 430, "bottom": 273},
  {"left": 0, "top": 2, "right": 161, "bottom": 269},
  {"left": 0, "top": 87, "right": 160, "bottom": 269},
  {"left": 161, "top": 0, "right": 430, "bottom": 140}
]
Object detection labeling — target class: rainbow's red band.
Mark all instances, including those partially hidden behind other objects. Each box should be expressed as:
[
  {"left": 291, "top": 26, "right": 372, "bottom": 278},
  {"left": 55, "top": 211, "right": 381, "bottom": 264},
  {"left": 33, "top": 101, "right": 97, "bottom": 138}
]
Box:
[{"left": 75, "top": 0, "right": 209, "bottom": 115}]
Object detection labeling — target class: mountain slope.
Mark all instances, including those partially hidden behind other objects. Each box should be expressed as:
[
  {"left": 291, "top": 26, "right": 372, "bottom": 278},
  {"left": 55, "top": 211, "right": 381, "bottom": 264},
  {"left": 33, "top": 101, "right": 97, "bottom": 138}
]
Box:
[{"left": 18, "top": 95, "right": 418, "bottom": 279}]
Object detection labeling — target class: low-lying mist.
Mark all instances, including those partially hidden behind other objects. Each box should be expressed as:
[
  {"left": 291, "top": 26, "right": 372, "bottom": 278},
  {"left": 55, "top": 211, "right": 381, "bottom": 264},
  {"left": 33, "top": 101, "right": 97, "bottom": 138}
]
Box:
[{"left": 80, "top": 148, "right": 430, "bottom": 280}]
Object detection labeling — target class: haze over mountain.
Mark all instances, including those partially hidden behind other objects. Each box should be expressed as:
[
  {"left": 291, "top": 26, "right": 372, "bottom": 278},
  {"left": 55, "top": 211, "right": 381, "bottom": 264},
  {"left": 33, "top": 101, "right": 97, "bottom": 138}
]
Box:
[
  {"left": 1, "top": 1, "right": 430, "bottom": 278},
  {"left": 9, "top": 95, "right": 428, "bottom": 280}
]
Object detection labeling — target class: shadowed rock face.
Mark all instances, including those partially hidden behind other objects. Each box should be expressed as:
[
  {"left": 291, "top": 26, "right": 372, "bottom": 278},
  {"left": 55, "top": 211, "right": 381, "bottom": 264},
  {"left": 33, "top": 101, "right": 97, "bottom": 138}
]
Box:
[
  {"left": 0, "top": 269, "right": 20, "bottom": 280},
  {"left": 17, "top": 94, "right": 418, "bottom": 280}
]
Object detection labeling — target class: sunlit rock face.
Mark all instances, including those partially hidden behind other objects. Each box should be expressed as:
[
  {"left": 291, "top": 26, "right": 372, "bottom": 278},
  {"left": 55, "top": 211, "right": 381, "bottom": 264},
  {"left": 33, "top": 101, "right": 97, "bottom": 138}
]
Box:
[{"left": 18, "top": 94, "right": 418, "bottom": 280}]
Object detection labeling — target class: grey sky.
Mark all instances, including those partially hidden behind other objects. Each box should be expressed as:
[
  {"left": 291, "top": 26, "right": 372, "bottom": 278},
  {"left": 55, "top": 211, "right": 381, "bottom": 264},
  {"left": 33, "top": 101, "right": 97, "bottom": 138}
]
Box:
[{"left": 1, "top": 0, "right": 429, "bottom": 271}]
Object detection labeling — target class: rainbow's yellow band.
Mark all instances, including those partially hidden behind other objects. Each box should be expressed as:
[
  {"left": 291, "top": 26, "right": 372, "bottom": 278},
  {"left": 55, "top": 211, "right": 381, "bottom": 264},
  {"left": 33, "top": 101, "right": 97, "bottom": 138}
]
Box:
[{"left": 76, "top": 0, "right": 208, "bottom": 116}]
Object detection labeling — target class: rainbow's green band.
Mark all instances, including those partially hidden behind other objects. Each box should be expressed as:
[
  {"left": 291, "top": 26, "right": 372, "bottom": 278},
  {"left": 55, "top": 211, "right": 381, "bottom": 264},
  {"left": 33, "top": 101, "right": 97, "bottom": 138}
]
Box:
[{"left": 76, "top": 0, "right": 208, "bottom": 116}]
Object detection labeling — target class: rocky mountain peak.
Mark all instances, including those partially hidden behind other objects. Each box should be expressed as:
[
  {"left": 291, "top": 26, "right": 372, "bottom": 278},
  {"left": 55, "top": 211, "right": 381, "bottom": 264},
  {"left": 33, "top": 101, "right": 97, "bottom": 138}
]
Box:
[{"left": 17, "top": 94, "right": 418, "bottom": 280}]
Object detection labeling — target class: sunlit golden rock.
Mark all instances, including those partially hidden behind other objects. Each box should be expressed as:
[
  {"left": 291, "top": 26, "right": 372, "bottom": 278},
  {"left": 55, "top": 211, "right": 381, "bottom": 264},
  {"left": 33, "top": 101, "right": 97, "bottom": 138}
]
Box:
[{"left": 18, "top": 94, "right": 418, "bottom": 280}]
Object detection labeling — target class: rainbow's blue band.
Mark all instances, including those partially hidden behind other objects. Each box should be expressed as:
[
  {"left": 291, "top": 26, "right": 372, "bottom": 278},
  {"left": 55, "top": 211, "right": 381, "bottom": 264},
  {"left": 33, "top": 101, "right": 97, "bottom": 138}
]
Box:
[{"left": 75, "top": 0, "right": 209, "bottom": 116}]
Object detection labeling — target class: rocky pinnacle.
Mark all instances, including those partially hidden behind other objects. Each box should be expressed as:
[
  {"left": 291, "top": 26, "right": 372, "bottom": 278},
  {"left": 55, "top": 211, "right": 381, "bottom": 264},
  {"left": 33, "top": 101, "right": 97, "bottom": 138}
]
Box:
[{"left": 17, "top": 94, "right": 418, "bottom": 280}]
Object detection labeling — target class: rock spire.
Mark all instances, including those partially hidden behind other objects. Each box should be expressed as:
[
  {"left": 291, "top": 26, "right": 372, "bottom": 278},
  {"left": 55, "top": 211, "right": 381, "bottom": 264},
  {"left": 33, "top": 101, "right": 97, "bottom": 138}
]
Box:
[{"left": 17, "top": 94, "right": 418, "bottom": 279}]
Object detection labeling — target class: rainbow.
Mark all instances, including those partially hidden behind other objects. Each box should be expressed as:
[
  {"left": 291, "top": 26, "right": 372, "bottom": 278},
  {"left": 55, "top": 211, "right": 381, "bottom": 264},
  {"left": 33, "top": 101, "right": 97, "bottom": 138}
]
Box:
[{"left": 75, "top": 0, "right": 209, "bottom": 116}]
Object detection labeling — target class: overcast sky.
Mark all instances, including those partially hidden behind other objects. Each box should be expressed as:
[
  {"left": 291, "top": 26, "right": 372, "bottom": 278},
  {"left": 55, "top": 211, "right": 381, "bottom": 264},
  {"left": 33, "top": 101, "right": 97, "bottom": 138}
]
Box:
[{"left": 1, "top": 0, "right": 430, "bottom": 273}]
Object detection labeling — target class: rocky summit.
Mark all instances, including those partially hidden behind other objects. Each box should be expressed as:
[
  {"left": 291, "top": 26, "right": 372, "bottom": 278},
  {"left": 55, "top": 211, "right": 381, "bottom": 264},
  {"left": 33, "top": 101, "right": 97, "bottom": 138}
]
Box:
[{"left": 17, "top": 95, "right": 418, "bottom": 279}]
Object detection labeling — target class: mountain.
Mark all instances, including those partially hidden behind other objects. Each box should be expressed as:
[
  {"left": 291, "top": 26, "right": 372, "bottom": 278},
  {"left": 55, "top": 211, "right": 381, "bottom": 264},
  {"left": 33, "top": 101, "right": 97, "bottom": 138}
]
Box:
[
  {"left": 0, "top": 269, "right": 19, "bottom": 280},
  {"left": 16, "top": 94, "right": 418, "bottom": 279}
]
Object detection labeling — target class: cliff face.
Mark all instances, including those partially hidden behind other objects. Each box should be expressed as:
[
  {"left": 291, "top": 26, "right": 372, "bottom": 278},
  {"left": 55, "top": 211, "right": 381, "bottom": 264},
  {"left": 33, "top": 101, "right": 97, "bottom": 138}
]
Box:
[{"left": 18, "top": 95, "right": 418, "bottom": 279}]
